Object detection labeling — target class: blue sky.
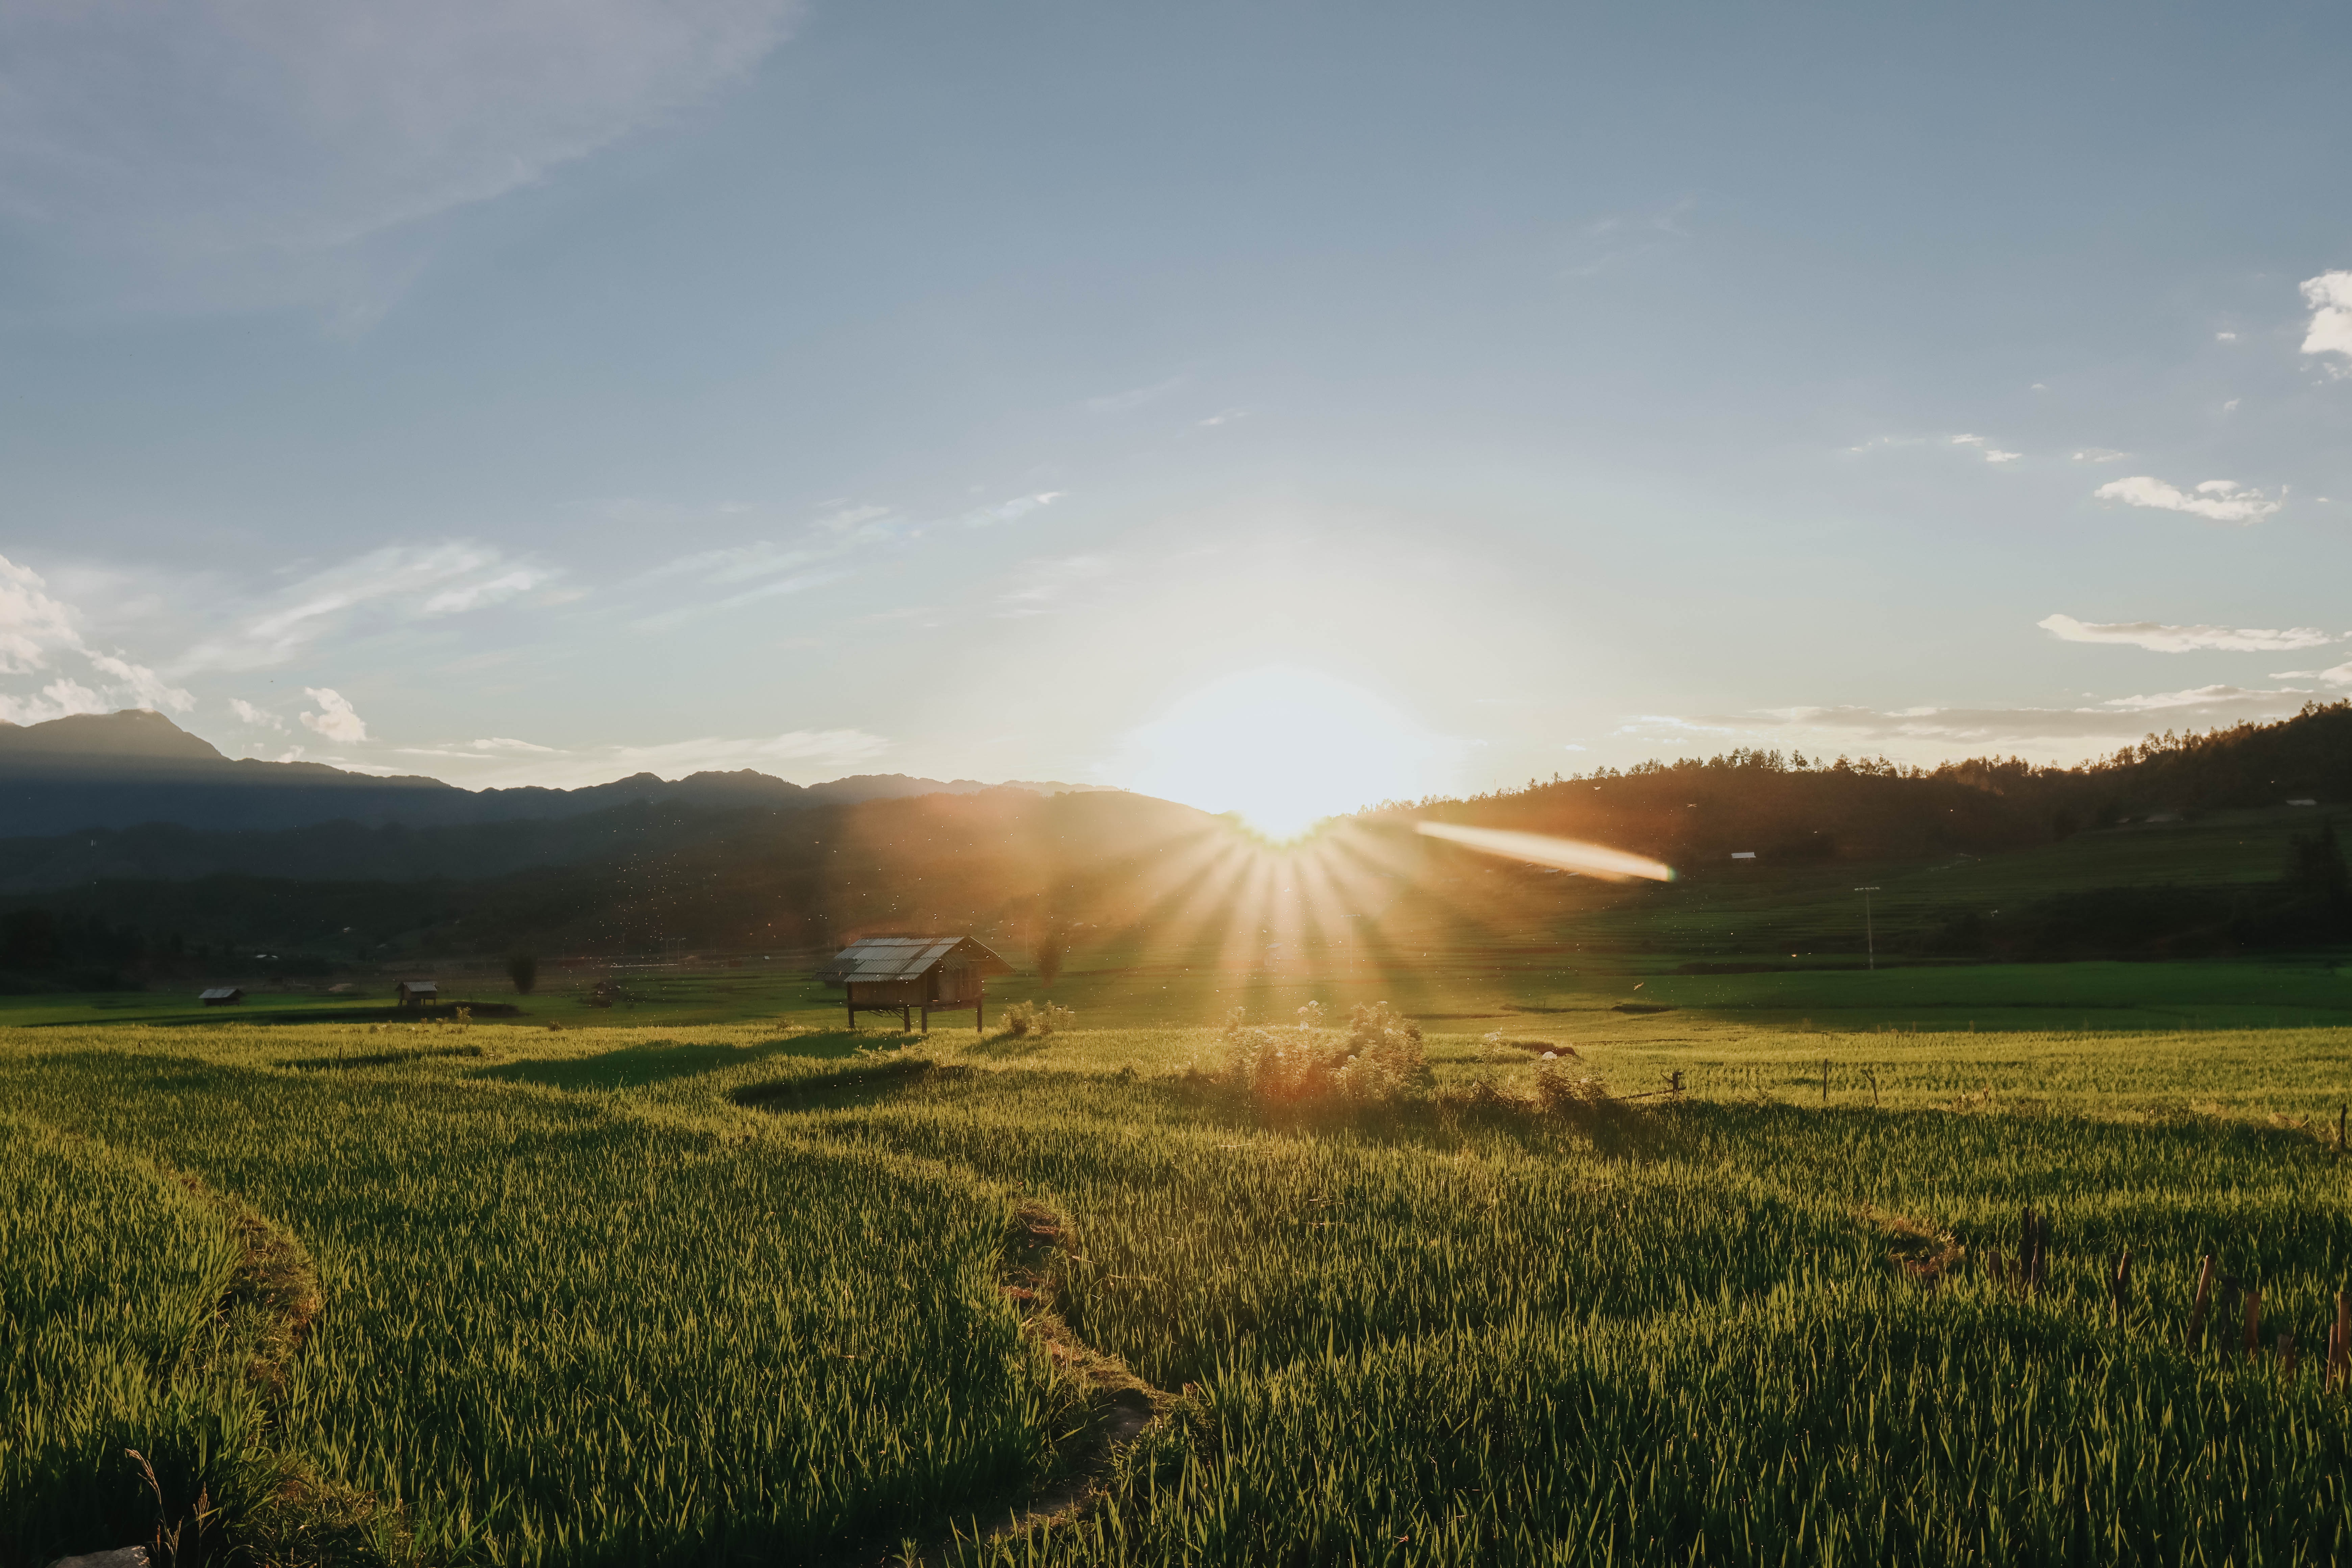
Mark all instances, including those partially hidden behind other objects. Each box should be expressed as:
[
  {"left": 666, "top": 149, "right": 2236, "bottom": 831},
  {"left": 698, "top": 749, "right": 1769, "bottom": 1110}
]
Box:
[{"left": 1, "top": 2, "right": 2348, "bottom": 821}]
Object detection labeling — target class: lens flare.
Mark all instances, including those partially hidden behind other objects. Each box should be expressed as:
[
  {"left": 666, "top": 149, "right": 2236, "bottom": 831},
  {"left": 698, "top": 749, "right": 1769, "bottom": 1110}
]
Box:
[{"left": 1414, "top": 821, "right": 1675, "bottom": 882}]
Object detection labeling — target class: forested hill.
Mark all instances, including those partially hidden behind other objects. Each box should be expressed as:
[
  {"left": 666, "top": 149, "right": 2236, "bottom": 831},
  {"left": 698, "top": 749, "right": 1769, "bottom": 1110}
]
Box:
[
  {"left": 0, "top": 709, "right": 1105, "bottom": 836},
  {"left": 1398, "top": 702, "right": 2352, "bottom": 864}
]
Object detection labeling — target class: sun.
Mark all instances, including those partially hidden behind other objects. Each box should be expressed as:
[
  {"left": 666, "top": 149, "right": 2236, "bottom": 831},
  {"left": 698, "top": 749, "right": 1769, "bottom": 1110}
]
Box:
[{"left": 1117, "top": 665, "right": 1453, "bottom": 839}]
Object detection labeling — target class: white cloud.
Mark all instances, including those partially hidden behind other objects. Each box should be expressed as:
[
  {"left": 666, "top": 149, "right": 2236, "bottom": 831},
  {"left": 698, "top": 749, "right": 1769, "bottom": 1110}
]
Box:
[
  {"left": 2073, "top": 448, "right": 2127, "bottom": 463},
  {"left": 996, "top": 555, "right": 1113, "bottom": 618},
  {"left": 2300, "top": 271, "right": 2352, "bottom": 362},
  {"left": 2093, "top": 475, "right": 2282, "bottom": 526},
  {"left": 0, "top": 551, "right": 194, "bottom": 722},
  {"left": 180, "top": 541, "right": 554, "bottom": 670},
  {"left": 2037, "top": 613, "right": 2335, "bottom": 654},
  {"left": 1086, "top": 379, "right": 1182, "bottom": 414},
  {"left": 442, "top": 727, "right": 890, "bottom": 788},
  {"left": 959, "top": 491, "right": 1063, "bottom": 527},
  {"left": 1952, "top": 433, "right": 2021, "bottom": 463},
  {"left": 470, "top": 736, "right": 561, "bottom": 753},
  {"left": 1701, "top": 685, "right": 2313, "bottom": 749},
  {"left": 2223, "top": 398, "right": 2240, "bottom": 413},
  {"left": 299, "top": 686, "right": 367, "bottom": 743},
  {"left": 0, "top": 0, "right": 800, "bottom": 315},
  {"left": 2216, "top": 331, "right": 2238, "bottom": 341},
  {"left": 1197, "top": 409, "right": 1248, "bottom": 428},
  {"left": 2272, "top": 661, "right": 2352, "bottom": 685},
  {"left": 229, "top": 697, "right": 284, "bottom": 729}
]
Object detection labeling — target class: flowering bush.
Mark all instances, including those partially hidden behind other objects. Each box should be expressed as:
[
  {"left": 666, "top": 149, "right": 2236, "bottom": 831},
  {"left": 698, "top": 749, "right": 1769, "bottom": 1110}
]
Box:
[
  {"left": 1004, "top": 1000, "right": 1076, "bottom": 1038},
  {"left": 1219, "top": 1001, "right": 1429, "bottom": 1106}
]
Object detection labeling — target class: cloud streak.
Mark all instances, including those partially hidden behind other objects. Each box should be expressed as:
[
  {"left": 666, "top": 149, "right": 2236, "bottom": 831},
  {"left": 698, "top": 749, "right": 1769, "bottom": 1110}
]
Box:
[
  {"left": 2038, "top": 613, "right": 2335, "bottom": 654},
  {"left": 179, "top": 541, "right": 555, "bottom": 671},
  {"left": 0, "top": 0, "right": 800, "bottom": 313},
  {"left": 2093, "top": 475, "right": 2282, "bottom": 526},
  {"left": 1952, "top": 433, "right": 2021, "bottom": 463}
]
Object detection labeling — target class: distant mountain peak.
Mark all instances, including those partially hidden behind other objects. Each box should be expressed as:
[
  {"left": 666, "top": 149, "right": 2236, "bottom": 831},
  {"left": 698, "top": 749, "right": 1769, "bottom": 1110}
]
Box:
[{"left": 0, "top": 708, "right": 226, "bottom": 762}]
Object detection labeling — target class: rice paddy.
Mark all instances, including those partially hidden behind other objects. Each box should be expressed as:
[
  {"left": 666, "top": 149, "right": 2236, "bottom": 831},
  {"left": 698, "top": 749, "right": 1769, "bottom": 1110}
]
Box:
[{"left": 8, "top": 998, "right": 2352, "bottom": 1564}]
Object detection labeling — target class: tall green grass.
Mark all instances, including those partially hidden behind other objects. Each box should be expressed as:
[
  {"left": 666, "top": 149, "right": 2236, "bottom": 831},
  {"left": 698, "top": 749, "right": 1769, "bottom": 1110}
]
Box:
[
  {"left": 9, "top": 1017, "right": 2352, "bottom": 1564},
  {"left": 0, "top": 1111, "right": 261, "bottom": 1564}
]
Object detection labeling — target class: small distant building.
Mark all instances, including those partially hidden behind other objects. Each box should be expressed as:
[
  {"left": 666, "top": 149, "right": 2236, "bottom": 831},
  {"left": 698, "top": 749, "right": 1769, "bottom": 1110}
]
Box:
[
  {"left": 824, "top": 935, "right": 1012, "bottom": 1034},
  {"left": 395, "top": 980, "right": 439, "bottom": 1008},
  {"left": 1731, "top": 851, "right": 1756, "bottom": 860},
  {"left": 198, "top": 987, "right": 244, "bottom": 1007}
]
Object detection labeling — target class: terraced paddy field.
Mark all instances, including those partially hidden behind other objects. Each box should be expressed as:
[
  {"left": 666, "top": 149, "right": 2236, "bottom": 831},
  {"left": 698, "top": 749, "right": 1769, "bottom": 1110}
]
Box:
[{"left": 11, "top": 1000, "right": 2352, "bottom": 1565}]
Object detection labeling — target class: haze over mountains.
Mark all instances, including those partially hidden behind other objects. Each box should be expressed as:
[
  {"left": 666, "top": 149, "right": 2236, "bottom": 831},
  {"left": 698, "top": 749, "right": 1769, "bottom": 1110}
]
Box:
[{"left": 0, "top": 710, "right": 1113, "bottom": 840}]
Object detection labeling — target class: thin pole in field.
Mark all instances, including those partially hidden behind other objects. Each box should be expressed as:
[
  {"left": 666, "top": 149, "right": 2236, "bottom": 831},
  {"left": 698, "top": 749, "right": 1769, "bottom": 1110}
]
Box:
[
  {"left": 2333, "top": 1292, "right": 2349, "bottom": 1388},
  {"left": 1853, "top": 887, "right": 1881, "bottom": 971},
  {"left": 2186, "top": 1256, "right": 2216, "bottom": 1353}
]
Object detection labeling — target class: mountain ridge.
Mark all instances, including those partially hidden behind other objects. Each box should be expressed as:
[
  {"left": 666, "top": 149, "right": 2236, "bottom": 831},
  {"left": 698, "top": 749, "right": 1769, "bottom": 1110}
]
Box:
[{"left": 0, "top": 709, "right": 1117, "bottom": 836}]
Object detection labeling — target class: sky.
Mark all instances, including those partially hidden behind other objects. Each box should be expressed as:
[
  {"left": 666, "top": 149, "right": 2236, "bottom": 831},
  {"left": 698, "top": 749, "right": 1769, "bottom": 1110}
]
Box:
[{"left": 1, "top": 2, "right": 2349, "bottom": 830}]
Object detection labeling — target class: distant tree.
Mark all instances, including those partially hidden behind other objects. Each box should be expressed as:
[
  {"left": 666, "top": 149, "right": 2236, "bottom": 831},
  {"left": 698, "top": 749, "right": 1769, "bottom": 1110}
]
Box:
[
  {"left": 506, "top": 953, "right": 539, "bottom": 994},
  {"left": 2287, "top": 822, "right": 2349, "bottom": 906},
  {"left": 1036, "top": 919, "right": 1070, "bottom": 987}
]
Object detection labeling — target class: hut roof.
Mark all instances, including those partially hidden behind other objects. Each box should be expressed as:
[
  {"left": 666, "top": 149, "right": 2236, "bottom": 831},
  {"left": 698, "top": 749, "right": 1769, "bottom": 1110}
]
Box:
[
  {"left": 198, "top": 987, "right": 242, "bottom": 1001},
  {"left": 824, "top": 935, "right": 1012, "bottom": 984},
  {"left": 398, "top": 980, "right": 439, "bottom": 994}
]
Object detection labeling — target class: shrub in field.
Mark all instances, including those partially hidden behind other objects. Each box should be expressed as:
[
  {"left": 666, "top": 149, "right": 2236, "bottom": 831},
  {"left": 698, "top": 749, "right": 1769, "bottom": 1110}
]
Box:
[
  {"left": 506, "top": 953, "right": 538, "bottom": 994},
  {"left": 1004, "top": 1001, "right": 1076, "bottom": 1038},
  {"left": 1219, "top": 1001, "right": 1429, "bottom": 1105},
  {"left": 1531, "top": 1053, "right": 1610, "bottom": 1112}
]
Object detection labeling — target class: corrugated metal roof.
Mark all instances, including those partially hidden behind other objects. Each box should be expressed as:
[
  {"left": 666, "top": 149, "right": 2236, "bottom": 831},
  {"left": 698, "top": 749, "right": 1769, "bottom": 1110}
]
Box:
[
  {"left": 826, "top": 935, "right": 1011, "bottom": 981},
  {"left": 198, "top": 987, "right": 241, "bottom": 999}
]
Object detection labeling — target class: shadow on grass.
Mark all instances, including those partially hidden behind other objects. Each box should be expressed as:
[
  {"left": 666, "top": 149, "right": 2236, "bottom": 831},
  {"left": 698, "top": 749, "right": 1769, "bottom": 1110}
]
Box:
[{"left": 477, "top": 1030, "right": 917, "bottom": 1090}]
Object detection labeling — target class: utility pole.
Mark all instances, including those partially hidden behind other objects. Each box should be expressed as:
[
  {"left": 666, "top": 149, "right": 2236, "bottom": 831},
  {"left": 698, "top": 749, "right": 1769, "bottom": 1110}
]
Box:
[{"left": 1854, "top": 886, "right": 1880, "bottom": 971}]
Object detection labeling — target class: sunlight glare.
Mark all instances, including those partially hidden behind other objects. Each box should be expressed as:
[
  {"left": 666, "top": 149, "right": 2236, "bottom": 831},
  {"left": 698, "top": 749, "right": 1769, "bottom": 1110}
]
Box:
[
  {"left": 1119, "top": 666, "right": 1453, "bottom": 840},
  {"left": 1416, "top": 821, "right": 1675, "bottom": 881}
]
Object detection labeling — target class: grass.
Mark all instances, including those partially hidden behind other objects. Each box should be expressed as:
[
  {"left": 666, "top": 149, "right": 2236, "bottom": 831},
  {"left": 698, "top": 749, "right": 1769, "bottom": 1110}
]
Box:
[{"left": 10, "top": 976, "right": 2352, "bottom": 1564}]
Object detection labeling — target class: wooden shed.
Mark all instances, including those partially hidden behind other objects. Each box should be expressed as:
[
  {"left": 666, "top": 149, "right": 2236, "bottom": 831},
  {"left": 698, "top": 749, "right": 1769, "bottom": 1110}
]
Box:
[
  {"left": 395, "top": 980, "right": 439, "bottom": 1008},
  {"left": 824, "top": 935, "right": 1012, "bottom": 1033},
  {"left": 198, "top": 986, "right": 244, "bottom": 1007}
]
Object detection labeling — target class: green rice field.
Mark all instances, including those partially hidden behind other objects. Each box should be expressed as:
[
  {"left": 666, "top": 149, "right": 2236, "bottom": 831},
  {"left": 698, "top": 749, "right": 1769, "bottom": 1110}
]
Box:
[{"left": 10, "top": 973, "right": 2352, "bottom": 1564}]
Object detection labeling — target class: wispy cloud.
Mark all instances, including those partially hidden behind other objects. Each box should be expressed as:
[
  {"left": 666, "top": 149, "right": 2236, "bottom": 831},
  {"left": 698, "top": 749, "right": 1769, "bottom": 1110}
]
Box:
[
  {"left": 2271, "top": 661, "right": 2352, "bottom": 685},
  {"left": 1688, "top": 686, "right": 2314, "bottom": 748},
  {"left": 959, "top": 491, "right": 1062, "bottom": 527},
  {"left": 0, "top": 0, "right": 801, "bottom": 317},
  {"left": 0, "top": 553, "right": 193, "bottom": 724},
  {"left": 471, "top": 736, "right": 562, "bottom": 753},
  {"left": 1087, "top": 379, "right": 1182, "bottom": 414},
  {"left": 996, "top": 555, "right": 1113, "bottom": 618},
  {"left": 446, "top": 727, "right": 890, "bottom": 789},
  {"left": 2093, "top": 475, "right": 2282, "bottom": 526},
  {"left": 229, "top": 697, "right": 284, "bottom": 730},
  {"left": 179, "top": 541, "right": 556, "bottom": 671},
  {"left": 2038, "top": 613, "right": 2335, "bottom": 654},
  {"left": 2301, "top": 271, "right": 2352, "bottom": 366},
  {"left": 1952, "top": 433, "right": 2021, "bottom": 464},
  {"left": 2073, "top": 448, "right": 2128, "bottom": 463},
  {"left": 1196, "top": 409, "right": 1248, "bottom": 428}
]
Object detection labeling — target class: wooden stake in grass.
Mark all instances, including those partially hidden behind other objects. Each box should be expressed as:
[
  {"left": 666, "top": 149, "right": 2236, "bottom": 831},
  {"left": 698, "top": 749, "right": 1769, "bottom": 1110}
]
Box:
[
  {"left": 2333, "top": 1291, "right": 2349, "bottom": 1389},
  {"left": 1822, "top": 1058, "right": 1830, "bottom": 1106},
  {"left": 2185, "top": 1255, "right": 2216, "bottom": 1353}
]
